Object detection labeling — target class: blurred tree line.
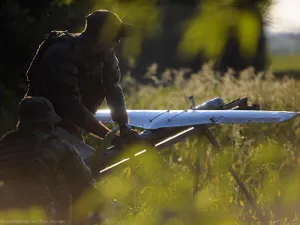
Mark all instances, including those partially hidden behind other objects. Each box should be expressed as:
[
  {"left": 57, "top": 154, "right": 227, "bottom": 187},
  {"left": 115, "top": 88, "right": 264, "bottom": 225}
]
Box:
[{"left": 0, "top": 0, "right": 271, "bottom": 134}]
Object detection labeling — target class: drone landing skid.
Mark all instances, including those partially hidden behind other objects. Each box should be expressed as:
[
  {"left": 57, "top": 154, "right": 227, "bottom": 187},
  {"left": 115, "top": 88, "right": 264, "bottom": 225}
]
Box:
[
  {"left": 157, "top": 126, "right": 268, "bottom": 225},
  {"left": 201, "top": 127, "right": 268, "bottom": 225}
]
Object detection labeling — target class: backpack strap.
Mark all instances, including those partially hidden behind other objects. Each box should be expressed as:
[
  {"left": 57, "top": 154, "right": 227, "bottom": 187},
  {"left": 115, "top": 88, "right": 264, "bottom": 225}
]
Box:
[{"left": 25, "top": 30, "right": 76, "bottom": 83}]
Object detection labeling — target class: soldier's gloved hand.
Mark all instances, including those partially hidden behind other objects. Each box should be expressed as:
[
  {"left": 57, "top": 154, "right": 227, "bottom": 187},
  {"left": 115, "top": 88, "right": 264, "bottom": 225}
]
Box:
[
  {"left": 102, "top": 127, "right": 120, "bottom": 148},
  {"left": 119, "top": 124, "right": 140, "bottom": 144}
]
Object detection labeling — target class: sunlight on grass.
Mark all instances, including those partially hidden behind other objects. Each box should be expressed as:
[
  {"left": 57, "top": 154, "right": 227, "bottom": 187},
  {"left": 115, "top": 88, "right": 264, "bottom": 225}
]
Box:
[
  {"left": 1, "top": 65, "right": 300, "bottom": 224},
  {"left": 94, "top": 66, "right": 300, "bottom": 225}
]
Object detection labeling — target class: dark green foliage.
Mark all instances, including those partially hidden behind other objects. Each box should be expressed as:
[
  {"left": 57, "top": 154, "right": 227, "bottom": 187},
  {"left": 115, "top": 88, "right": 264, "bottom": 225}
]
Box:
[{"left": 0, "top": 0, "right": 271, "bottom": 135}]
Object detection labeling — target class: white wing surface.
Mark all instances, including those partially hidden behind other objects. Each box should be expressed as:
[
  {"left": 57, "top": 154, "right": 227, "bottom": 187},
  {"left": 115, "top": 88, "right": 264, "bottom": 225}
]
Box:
[{"left": 95, "top": 109, "right": 300, "bottom": 130}]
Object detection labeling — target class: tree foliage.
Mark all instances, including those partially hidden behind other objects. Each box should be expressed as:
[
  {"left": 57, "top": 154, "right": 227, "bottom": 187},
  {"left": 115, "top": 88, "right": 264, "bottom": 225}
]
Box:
[{"left": 0, "top": 0, "right": 273, "bottom": 133}]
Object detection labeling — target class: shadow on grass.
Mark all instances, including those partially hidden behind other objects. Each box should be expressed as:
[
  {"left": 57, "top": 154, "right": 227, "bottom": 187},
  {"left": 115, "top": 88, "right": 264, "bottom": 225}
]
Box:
[{"left": 273, "top": 70, "right": 300, "bottom": 79}]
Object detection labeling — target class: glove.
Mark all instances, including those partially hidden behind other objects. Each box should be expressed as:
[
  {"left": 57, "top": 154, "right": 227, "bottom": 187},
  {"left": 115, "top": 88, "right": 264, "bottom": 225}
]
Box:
[
  {"left": 119, "top": 124, "right": 140, "bottom": 143},
  {"left": 110, "top": 124, "right": 141, "bottom": 147}
]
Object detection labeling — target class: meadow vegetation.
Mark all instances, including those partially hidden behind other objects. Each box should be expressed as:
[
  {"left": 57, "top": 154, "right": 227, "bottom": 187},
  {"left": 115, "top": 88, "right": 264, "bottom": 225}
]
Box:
[
  {"left": 93, "top": 64, "right": 300, "bottom": 225},
  {"left": 1, "top": 64, "right": 300, "bottom": 225},
  {"left": 0, "top": 0, "right": 298, "bottom": 224},
  {"left": 270, "top": 54, "right": 300, "bottom": 73}
]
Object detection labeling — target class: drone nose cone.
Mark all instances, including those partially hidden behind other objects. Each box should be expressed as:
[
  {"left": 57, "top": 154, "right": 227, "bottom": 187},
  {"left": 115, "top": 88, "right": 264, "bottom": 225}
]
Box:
[{"left": 279, "top": 111, "right": 300, "bottom": 123}]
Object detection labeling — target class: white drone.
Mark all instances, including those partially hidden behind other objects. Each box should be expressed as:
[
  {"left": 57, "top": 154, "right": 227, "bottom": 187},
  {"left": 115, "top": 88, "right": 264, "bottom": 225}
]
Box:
[
  {"left": 88, "top": 96, "right": 299, "bottom": 173},
  {"left": 96, "top": 98, "right": 298, "bottom": 130}
]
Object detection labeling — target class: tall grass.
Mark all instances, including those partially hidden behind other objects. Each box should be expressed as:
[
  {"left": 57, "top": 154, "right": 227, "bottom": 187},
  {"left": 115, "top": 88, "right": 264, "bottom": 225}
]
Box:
[
  {"left": 95, "top": 65, "right": 300, "bottom": 225},
  {"left": 1, "top": 65, "right": 300, "bottom": 225}
]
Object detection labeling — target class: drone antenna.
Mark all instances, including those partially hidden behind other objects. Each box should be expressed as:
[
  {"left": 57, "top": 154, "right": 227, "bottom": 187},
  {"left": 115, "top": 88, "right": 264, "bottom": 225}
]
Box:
[
  {"left": 188, "top": 96, "right": 196, "bottom": 109},
  {"left": 149, "top": 110, "right": 170, "bottom": 122},
  {"left": 168, "top": 109, "right": 188, "bottom": 122}
]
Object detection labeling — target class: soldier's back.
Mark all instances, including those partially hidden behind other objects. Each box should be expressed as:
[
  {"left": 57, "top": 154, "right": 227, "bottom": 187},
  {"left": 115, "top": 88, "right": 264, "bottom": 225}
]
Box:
[{"left": 0, "top": 130, "right": 56, "bottom": 219}]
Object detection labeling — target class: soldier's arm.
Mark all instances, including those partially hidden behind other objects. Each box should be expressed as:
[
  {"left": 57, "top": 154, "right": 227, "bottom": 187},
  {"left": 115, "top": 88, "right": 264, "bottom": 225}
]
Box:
[
  {"left": 102, "top": 50, "right": 128, "bottom": 127},
  {"left": 41, "top": 45, "right": 110, "bottom": 139}
]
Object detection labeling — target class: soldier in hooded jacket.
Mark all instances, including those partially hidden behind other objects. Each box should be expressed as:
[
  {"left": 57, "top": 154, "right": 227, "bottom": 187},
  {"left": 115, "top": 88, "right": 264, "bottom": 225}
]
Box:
[
  {"left": 24, "top": 9, "right": 139, "bottom": 144},
  {"left": 0, "top": 96, "right": 105, "bottom": 224}
]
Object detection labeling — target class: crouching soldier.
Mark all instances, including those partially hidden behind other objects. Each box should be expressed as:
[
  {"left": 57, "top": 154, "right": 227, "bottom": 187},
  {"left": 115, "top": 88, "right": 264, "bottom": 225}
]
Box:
[{"left": 0, "top": 96, "right": 105, "bottom": 224}]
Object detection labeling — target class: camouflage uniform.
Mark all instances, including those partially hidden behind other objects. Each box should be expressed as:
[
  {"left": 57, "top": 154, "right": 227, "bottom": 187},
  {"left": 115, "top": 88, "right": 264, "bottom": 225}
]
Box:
[
  {"left": 0, "top": 97, "right": 103, "bottom": 224},
  {"left": 24, "top": 10, "right": 134, "bottom": 140}
]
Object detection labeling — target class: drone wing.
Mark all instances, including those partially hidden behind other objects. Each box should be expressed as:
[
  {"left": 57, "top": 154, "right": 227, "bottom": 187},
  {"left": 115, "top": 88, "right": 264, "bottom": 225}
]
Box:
[{"left": 95, "top": 109, "right": 300, "bottom": 130}]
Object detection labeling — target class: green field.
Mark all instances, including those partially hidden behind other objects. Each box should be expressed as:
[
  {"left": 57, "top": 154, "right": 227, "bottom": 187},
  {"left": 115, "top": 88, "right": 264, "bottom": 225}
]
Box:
[
  {"left": 91, "top": 68, "right": 300, "bottom": 225},
  {"left": 270, "top": 54, "right": 300, "bottom": 73}
]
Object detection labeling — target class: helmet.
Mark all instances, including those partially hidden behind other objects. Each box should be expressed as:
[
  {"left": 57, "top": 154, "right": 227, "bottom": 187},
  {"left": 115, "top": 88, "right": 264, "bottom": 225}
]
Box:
[
  {"left": 84, "top": 9, "right": 134, "bottom": 39},
  {"left": 18, "top": 96, "right": 62, "bottom": 125}
]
